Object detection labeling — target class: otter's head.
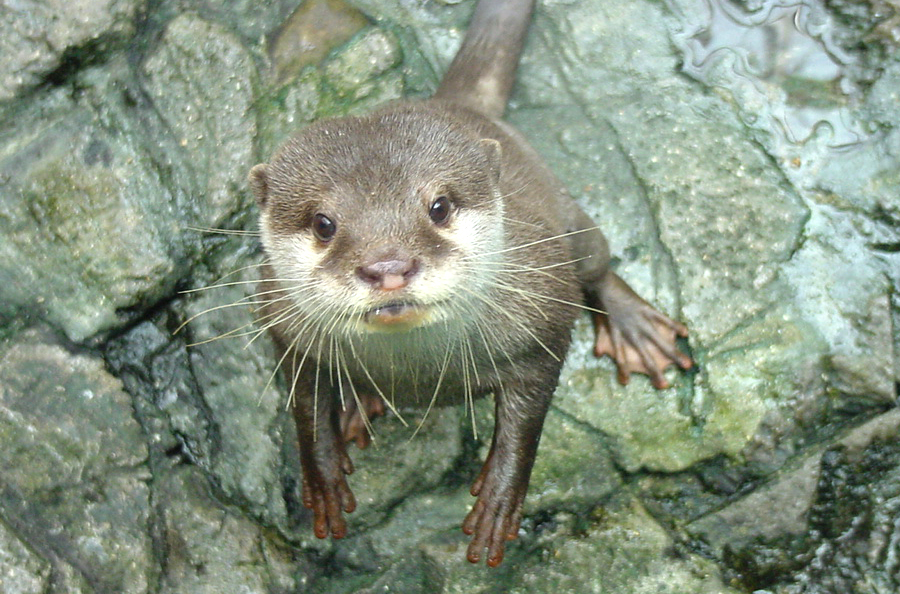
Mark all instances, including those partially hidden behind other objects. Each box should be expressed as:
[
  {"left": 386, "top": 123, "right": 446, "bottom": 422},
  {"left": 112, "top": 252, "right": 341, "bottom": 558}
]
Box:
[{"left": 249, "top": 108, "right": 505, "bottom": 336}]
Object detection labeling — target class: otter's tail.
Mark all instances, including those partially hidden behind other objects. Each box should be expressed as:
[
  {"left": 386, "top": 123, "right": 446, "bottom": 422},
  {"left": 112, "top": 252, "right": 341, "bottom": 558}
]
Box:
[{"left": 433, "top": 0, "right": 535, "bottom": 119}]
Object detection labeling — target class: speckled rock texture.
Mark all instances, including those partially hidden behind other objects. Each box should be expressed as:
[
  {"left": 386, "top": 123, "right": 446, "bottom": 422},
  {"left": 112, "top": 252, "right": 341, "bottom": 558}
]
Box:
[{"left": 0, "top": 0, "right": 897, "bottom": 592}]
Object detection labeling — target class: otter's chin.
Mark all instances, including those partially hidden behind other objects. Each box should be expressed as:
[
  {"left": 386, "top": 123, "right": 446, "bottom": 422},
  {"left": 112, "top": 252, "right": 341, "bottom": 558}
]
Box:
[{"left": 362, "top": 301, "right": 433, "bottom": 333}]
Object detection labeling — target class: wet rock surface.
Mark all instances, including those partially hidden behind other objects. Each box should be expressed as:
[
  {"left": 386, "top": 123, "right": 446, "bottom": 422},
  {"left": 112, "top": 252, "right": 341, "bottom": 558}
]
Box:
[
  {"left": 0, "top": 0, "right": 137, "bottom": 102},
  {"left": 0, "top": 0, "right": 897, "bottom": 592},
  {"left": 720, "top": 411, "right": 900, "bottom": 593}
]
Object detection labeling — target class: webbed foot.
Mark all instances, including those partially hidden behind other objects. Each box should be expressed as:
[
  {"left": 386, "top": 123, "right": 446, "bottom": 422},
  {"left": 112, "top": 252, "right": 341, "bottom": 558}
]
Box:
[{"left": 592, "top": 272, "right": 692, "bottom": 389}]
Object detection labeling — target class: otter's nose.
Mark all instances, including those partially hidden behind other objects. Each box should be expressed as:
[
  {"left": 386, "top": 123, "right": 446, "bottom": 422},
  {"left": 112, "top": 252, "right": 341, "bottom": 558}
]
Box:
[{"left": 356, "top": 257, "right": 420, "bottom": 291}]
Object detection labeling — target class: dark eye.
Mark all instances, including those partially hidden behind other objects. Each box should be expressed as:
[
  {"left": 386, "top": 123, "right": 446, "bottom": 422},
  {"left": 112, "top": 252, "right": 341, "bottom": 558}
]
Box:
[
  {"left": 429, "top": 196, "right": 451, "bottom": 225},
  {"left": 312, "top": 213, "right": 336, "bottom": 242}
]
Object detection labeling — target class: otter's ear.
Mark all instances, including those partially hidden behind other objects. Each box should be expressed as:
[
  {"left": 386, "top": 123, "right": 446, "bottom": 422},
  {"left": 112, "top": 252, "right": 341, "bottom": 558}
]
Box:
[
  {"left": 248, "top": 164, "right": 269, "bottom": 207},
  {"left": 480, "top": 138, "right": 502, "bottom": 186}
]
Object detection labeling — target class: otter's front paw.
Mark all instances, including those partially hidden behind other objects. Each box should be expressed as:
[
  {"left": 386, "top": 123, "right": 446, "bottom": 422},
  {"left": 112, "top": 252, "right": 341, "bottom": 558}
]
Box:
[
  {"left": 301, "top": 453, "right": 356, "bottom": 539},
  {"left": 593, "top": 308, "right": 692, "bottom": 389},
  {"left": 592, "top": 272, "right": 692, "bottom": 389},
  {"left": 461, "top": 464, "right": 526, "bottom": 567}
]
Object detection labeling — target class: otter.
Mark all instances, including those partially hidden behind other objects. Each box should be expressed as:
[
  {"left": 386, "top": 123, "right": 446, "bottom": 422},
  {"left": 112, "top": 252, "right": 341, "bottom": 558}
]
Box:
[{"left": 248, "top": 0, "right": 691, "bottom": 567}]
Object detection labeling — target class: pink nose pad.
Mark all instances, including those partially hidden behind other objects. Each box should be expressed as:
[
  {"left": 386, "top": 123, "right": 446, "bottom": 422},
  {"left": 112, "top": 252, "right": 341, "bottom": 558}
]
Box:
[{"left": 356, "top": 258, "right": 420, "bottom": 290}]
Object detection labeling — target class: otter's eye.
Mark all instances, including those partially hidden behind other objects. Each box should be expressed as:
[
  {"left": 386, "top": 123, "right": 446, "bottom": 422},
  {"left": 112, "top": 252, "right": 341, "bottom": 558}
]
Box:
[
  {"left": 429, "top": 196, "right": 451, "bottom": 225},
  {"left": 312, "top": 213, "right": 336, "bottom": 242}
]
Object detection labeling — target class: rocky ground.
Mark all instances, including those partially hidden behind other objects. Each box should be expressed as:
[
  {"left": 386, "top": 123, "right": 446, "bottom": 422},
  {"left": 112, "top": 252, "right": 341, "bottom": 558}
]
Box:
[{"left": 0, "top": 0, "right": 898, "bottom": 592}]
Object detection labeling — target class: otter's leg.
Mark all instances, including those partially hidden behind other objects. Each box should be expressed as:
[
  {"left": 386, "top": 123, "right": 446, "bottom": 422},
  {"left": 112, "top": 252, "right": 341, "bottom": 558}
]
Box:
[
  {"left": 462, "top": 371, "right": 556, "bottom": 567},
  {"left": 566, "top": 207, "right": 692, "bottom": 388},
  {"left": 275, "top": 338, "right": 356, "bottom": 539}
]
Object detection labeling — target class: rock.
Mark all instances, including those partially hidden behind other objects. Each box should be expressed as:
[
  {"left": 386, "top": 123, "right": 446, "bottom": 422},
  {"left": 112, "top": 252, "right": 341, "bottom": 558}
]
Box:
[
  {"left": 178, "top": 0, "right": 299, "bottom": 47},
  {"left": 270, "top": 0, "right": 369, "bottom": 81},
  {"left": 255, "top": 24, "right": 405, "bottom": 173},
  {"left": 0, "top": 0, "right": 137, "bottom": 102},
  {"left": 324, "top": 28, "right": 402, "bottom": 101},
  {"left": 342, "top": 406, "right": 464, "bottom": 531},
  {"left": 509, "top": 496, "right": 741, "bottom": 594},
  {"left": 406, "top": 495, "right": 742, "bottom": 594},
  {"left": 716, "top": 410, "right": 900, "bottom": 593},
  {"left": 155, "top": 465, "right": 299, "bottom": 594},
  {"left": 688, "top": 410, "right": 900, "bottom": 558},
  {"left": 0, "top": 521, "right": 49, "bottom": 594},
  {"left": 0, "top": 329, "right": 152, "bottom": 593},
  {"left": 527, "top": 408, "right": 622, "bottom": 511},
  {"left": 255, "top": 67, "right": 324, "bottom": 162},
  {"left": 141, "top": 13, "right": 259, "bottom": 226},
  {"left": 103, "top": 240, "right": 293, "bottom": 528},
  {"left": 0, "top": 58, "right": 209, "bottom": 343}
]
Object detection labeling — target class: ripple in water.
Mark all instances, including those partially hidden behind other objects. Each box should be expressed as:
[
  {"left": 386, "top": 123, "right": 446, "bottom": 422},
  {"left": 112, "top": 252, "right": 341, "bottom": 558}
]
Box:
[{"left": 681, "top": 0, "right": 870, "bottom": 150}]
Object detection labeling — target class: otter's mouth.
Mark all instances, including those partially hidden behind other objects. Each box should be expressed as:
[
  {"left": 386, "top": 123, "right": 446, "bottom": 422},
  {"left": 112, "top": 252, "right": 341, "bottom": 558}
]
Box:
[{"left": 363, "top": 300, "right": 430, "bottom": 331}]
